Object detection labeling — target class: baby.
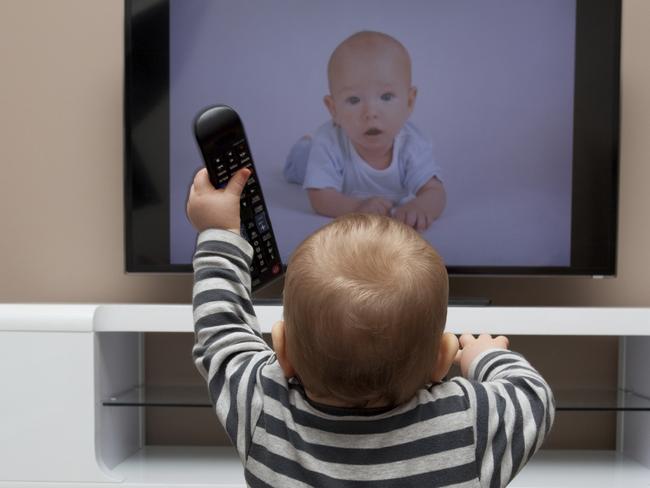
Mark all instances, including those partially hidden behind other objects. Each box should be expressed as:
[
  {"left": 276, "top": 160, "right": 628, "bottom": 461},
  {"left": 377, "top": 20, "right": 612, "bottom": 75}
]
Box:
[
  {"left": 187, "top": 167, "right": 554, "bottom": 487},
  {"left": 284, "top": 31, "right": 446, "bottom": 231}
]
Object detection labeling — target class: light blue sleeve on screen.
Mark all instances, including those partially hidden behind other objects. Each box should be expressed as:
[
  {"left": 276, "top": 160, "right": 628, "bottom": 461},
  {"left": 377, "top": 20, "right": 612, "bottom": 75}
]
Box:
[
  {"left": 303, "top": 123, "right": 344, "bottom": 192},
  {"left": 400, "top": 122, "right": 443, "bottom": 195},
  {"left": 283, "top": 137, "right": 313, "bottom": 185}
]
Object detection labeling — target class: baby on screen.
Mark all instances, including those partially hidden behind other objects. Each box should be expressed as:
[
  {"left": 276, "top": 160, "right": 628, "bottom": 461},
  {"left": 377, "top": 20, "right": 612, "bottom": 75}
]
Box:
[{"left": 284, "top": 30, "right": 446, "bottom": 231}]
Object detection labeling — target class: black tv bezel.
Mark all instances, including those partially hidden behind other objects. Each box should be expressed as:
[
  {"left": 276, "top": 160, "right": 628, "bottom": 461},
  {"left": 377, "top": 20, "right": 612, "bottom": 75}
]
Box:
[{"left": 124, "top": 0, "right": 620, "bottom": 277}]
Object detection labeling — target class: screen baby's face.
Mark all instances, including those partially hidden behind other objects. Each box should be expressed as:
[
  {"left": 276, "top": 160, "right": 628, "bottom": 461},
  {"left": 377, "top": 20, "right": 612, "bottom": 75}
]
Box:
[{"left": 325, "top": 41, "right": 416, "bottom": 160}]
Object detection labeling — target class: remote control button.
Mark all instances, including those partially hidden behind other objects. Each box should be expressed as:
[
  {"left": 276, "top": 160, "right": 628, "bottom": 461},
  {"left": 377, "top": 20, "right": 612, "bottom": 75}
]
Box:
[{"left": 255, "top": 213, "right": 270, "bottom": 233}]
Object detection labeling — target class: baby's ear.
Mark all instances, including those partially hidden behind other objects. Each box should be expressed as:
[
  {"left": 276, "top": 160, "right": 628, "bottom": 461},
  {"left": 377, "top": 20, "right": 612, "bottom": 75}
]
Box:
[
  {"left": 408, "top": 86, "right": 418, "bottom": 112},
  {"left": 431, "top": 332, "right": 459, "bottom": 382},
  {"left": 271, "top": 320, "right": 296, "bottom": 379},
  {"left": 323, "top": 95, "right": 337, "bottom": 122}
]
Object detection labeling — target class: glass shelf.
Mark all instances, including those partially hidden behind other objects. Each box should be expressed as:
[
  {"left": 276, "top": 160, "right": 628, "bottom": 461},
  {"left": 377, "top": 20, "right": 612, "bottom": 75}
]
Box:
[
  {"left": 553, "top": 388, "right": 650, "bottom": 411},
  {"left": 103, "top": 385, "right": 650, "bottom": 411},
  {"left": 103, "top": 385, "right": 210, "bottom": 408}
]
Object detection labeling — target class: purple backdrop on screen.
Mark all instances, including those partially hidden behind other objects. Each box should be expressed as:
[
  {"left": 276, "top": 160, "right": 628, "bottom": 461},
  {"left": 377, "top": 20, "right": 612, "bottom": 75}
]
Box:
[{"left": 169, "top": 0, "right": 575, "bottom": 268}]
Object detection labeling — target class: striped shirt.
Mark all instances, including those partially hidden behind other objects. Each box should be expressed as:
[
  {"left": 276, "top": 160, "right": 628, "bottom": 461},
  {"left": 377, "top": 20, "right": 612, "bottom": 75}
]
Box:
[{"left": 192, "top": 229, "right": 555, "bottom": 488}]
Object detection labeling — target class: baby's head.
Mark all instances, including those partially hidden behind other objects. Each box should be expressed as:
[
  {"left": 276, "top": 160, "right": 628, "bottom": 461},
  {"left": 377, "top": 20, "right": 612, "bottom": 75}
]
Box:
[
  {"left": 324, "top": 31, "right": 417, "bottom": 161},
  {"left": 277, "top": 214, "right": 448, "bottom": 408}
]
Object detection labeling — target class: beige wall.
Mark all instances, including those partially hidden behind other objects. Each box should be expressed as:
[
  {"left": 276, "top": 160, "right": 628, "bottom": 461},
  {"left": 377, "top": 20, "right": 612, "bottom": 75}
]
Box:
[{"left": 0, "top": 0, "right": 648, "bottom": 450}]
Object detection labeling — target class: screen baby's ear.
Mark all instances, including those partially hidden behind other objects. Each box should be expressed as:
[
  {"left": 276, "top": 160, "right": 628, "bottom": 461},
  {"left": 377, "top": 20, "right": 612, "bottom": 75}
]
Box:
[
  {"left": 323, "top": 94, "right": 338, "bottom": 122},
  {"left": 407, "top": 86, "right": 417, "bottom": 112}
]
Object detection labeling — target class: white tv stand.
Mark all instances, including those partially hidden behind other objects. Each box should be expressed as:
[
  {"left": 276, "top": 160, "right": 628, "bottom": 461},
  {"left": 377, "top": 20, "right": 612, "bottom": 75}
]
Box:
[{"left": 1, "top": 304, "right": 649, "bottom": 487}]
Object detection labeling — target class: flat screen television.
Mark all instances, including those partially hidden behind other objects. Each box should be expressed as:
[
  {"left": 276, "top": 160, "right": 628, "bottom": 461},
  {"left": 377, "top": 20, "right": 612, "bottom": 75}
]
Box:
[{"left": 125, "top": 0, "right": 620, "bottom": 290}]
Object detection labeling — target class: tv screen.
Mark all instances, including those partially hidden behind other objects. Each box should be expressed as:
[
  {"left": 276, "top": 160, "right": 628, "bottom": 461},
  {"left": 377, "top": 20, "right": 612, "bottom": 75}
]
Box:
[{"left": 125, "top": 0, "right": 620, "bottom": 284}]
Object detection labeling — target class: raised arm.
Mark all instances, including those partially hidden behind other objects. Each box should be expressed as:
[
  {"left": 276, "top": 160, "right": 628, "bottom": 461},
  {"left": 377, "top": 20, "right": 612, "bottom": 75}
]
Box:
[
  {"left": 455, "top": 334, "right": 555, "bottom": 488},
  {"left": 187, "top": 168, "right": 273, "bottom": 460}
]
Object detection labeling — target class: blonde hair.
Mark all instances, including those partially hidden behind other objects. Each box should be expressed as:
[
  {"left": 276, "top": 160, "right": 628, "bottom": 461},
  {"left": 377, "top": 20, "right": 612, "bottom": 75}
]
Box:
[{"left": 283, "top": 214, "right": 448, "bottom": 407}]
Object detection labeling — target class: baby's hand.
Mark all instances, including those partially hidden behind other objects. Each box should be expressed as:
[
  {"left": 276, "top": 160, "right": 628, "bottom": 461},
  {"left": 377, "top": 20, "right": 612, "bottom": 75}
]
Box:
[
  {"left": 355, "top": 197, "right": 394, "bottom": 216},
  {"left": 455, "top": 334, "right": 510, "bottom": 378},
  {"left": 393, "top": 199, "right": 436, "bottom": 231},
  {"left": 186, "top": 167, "right": 250, "bottom": 233}
]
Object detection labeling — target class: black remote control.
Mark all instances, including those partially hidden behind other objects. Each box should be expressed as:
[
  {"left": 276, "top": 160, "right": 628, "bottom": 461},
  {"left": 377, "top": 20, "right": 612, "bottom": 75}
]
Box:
[{"left": 194, "top": 105, "right": 283, "bottom": 291}]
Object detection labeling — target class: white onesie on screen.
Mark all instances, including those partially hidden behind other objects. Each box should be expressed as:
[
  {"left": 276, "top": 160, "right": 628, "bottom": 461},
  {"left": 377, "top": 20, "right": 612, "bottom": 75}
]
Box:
[{"left": 303, "top": 121, "right": 441, "bottom": 206}]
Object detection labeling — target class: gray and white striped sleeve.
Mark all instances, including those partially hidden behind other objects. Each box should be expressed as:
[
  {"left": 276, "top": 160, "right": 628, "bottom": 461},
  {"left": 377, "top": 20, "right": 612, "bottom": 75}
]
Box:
[
  {"left": 191, "top": 229, "right": 273, "bottom": 461},
  {"left": 459, "top": 349, "right": 555, "bottom": 488}
]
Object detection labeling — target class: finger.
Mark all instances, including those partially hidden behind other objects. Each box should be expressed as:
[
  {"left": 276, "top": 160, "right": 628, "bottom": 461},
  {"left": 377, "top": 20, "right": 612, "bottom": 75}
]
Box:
[
  {"left": 415, "top": 215, "right": 425, "bottom": 232},
  {"left": 186, "top": 181, "right": 197, "bottom": 211},
  {"left": 193, "top": 168, "right": 212, "bottom": 192},
  {"left": 224, "top": 167, "right": 251, "bottom": 197},
  {"left": 406, "top": 210, "right": 417, "bottom": 228},
  {"left": 371, "top": 203, "right": 384, "bottom": 215},
  {"left": 459, "top": 334, "right": 475, "bottom": 348},
  {"left": 381, "top": 199, "right": 394, "bottom": 211},
  {"left": 416, "top": 213, "right": 427, "bottom": 232},
  {"left": 495, "top": 335, "right": 510, "bottom": 349},
  {"left": 186, "top": 182, "right": 194, "bottom": 205},
  {"left": 371, "top": 198, "right": 389, "bottom": 212},
  {"left": 454, "top": 349, "right": 463, "bottom": 364}
]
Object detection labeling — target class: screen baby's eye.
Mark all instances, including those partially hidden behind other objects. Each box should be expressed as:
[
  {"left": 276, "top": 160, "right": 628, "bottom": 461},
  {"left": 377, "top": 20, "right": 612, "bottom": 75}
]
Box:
[
  {"left": 380, "top": 92, "right": 395, "bottom": 101},
  {"left": 345, "top": 96, "right": 360, "bottom": 105}
]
